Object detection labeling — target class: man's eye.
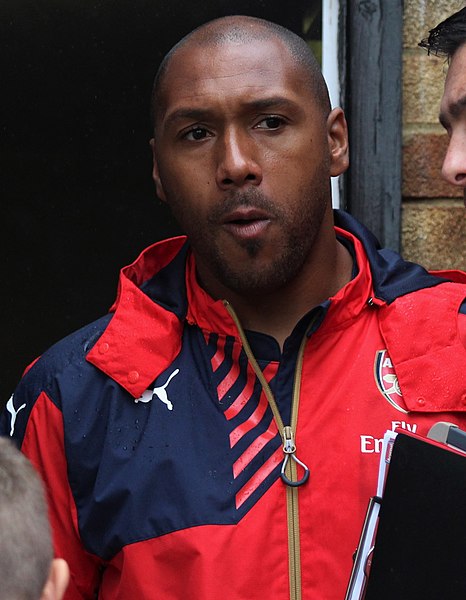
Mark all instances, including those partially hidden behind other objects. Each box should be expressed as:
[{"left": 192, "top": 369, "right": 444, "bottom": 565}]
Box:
[
  {"left": 256, "top": 116, "right": 284, "bottom": 130},
  {"left": 184, "top": 127, "right": 209, "bottom": 141}
]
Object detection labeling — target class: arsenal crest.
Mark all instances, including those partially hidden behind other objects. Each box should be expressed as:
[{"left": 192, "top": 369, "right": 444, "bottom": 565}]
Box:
[{"left": 374, "top": 350, "right": 408, "bottom": 414}]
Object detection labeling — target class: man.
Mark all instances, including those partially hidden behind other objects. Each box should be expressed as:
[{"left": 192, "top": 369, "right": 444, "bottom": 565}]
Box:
[
  {"left": 3, "top": 15, "right": 466, "bottom": 600},
  {"left": 0, "top": 437, "right": 69, "bottom": 600},
  {"left": 420, "top": 6, "right": 466, "bottom": 200}
]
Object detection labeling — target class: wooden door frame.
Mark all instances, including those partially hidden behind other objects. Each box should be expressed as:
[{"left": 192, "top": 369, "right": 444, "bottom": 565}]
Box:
[{"left": 340, "top": 0, "right": 403, "bottom": 251}]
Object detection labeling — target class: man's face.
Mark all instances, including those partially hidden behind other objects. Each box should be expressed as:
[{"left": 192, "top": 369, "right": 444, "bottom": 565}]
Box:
[
  {"left": 440, "top": 42, "right": 466, "bottom": 205},
  {"left": 151, "top": 37, "right": 348, "bottom": 297}
]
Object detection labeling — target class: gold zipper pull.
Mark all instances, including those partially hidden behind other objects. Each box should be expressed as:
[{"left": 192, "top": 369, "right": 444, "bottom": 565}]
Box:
[{"left": 280, "top": 426, "right": 310, "bottom": 487}]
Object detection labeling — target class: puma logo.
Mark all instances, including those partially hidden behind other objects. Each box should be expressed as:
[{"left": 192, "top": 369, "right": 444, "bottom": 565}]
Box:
[
  {"left": 6, "top": 395, "right": 26, "bottom": 437},
  {"left": 135, "top": 368, "right": 180, "bottom": 411}
]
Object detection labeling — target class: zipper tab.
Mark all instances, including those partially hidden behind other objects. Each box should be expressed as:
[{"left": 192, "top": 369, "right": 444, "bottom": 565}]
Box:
[
  {"left": 283, "top": 425, "right": 296, "bottom": 453},
  {"left": 281, "top": 426, "right": 310, "bottom": 488}
]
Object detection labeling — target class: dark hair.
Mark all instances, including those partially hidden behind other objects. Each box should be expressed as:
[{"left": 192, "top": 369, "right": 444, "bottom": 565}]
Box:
[
  {"left": 151, "top": 15, "right": 330, "bottom": 130},
  {"left": 419, "top": 6, "right": 466, "bottom": 59}
]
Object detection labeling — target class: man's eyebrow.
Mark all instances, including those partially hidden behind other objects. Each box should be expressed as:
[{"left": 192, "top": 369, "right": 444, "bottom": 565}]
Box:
[
  {"left": 164, "top": 108, "right": 213, "bottom": 128},
  {"left": 163, "top": 96, "right": 302, "bottom": 127},
  {"left": 439, "top": 93, "right": 466, "bottom": 127},
  {"left": 244, "top": 96, "right": 302, "bottom": 112}
]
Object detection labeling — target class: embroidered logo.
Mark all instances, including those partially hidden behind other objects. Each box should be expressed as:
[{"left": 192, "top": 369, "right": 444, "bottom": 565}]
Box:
[
  {"left": 374, "top": 350, "right": 408, "bottom": 414},
  {"left": 135, "top": 368, "right": 179, "bottom": 411},
  {"left": 6, "top": 394, "right": 26, "bottom": 437}
]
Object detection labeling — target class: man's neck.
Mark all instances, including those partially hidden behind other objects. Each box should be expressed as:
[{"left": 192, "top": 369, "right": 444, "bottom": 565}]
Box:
[
  {"left": 197, "top": 222, "right": 354, "bottom": 349},
  {"left": 222, "top": 238, "right": 353, "bottom": 348}
]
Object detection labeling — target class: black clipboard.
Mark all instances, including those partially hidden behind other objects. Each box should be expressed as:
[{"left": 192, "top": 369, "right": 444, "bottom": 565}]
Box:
[{"left": 346, "top": 423, "right": 466, "bottom": 600}]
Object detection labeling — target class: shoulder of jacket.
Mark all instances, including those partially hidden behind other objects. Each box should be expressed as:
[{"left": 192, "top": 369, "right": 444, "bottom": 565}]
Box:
[
  {"left": 16, "top": 314, "right": 113, "bottom": 406},
  {"left": 377, "top": 281, "right": 466, "bottom": 412}
]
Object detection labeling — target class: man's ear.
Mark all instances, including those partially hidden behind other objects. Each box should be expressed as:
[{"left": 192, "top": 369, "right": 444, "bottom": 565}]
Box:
[
  {"left": 40, "top": 558, "right": 70, "bottom": 600},
  {"left": 149, "top": 138, "right": 167, "bottom": 202},
  {"left": 326, "top": 107, "right": 349, "bottom": 177}
]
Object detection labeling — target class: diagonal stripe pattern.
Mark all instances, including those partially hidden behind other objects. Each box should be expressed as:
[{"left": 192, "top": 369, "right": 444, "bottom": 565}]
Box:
[{"left": 208, "top": 333, "right": 282, "bottom": 509}]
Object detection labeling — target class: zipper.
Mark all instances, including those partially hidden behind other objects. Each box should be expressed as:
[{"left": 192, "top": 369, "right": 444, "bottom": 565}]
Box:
[{"left": 223, "top": 300, "right": 312, "bottom": 600}]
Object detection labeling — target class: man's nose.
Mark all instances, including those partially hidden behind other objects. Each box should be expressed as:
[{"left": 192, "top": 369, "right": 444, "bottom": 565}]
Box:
[
  {"left": 216, "top": 129, "right": 262, "bottom": 189},
  {"left": 441, "top": 130, "right": 466, "bottom": 189}
]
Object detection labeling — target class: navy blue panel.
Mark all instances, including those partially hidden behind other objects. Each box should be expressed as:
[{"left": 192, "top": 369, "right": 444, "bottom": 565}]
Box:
[
  {"left": 53, "top": 325, "right": 284, "bottom": 560},
  {"left": 245, "top": 330, "right": 281, "bottom": 362}
]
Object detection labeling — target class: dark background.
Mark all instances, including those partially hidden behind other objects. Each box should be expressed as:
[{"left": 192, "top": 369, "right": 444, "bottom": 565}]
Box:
[{"left": 1, "top": 0, "right": 321, "bottom": 406}]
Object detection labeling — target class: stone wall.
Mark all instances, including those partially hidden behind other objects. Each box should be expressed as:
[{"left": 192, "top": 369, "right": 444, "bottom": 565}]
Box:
[{"left": 402, "top": 0, "right": 466, "bottom": 269}]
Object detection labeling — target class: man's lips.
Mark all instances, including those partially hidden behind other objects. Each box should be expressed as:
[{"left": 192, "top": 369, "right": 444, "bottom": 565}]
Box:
[{"left": 221, "top": 207, "right": 272, "bottom": 239}]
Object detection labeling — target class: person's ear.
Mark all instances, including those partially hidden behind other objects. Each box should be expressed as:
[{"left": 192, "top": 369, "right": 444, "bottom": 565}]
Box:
[
  {"left": 326, "top": 107, "right": 349, "bottom": 177},
  {"left": 149, "top": 138, "right": 167, "bottom": 202},
  {"left": 40, "top": 558, "right": 70, "bottom": 600}
]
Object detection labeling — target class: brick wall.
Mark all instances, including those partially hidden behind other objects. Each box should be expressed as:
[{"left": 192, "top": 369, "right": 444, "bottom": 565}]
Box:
[{"left": 402, "top": 0, "right": 466, "bottom": 269}]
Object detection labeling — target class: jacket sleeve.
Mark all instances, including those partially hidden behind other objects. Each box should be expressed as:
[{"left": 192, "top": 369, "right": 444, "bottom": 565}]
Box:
[{"left": 1, "top": 385, "right": 104, "bottom": 599}]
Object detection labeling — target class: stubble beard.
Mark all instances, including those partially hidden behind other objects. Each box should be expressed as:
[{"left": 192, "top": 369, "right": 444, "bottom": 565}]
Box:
[{"left": 167, "top": 181, "right": 329, "bottom": 296}]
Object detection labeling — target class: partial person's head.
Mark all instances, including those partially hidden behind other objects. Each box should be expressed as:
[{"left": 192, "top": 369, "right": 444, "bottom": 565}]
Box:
[
  {"left": 420, "top": 7, "right": 466, "bottom": 201},
  {"left": 150, "top": 16, "right": 349, "bottom": 298},
  {"left": 0, "top": 438, "right": 69, "bottom": 600}
]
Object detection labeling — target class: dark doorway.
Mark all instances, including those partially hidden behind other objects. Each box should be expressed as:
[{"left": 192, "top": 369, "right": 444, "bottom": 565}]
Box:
[{"left": 1, "top": 0, "right": 322, "bottom": 405}]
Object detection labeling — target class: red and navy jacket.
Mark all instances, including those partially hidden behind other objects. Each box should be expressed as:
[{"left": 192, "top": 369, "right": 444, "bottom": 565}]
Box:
[{"left": 3, "top": 210, "right": 466, "bottom": 600}]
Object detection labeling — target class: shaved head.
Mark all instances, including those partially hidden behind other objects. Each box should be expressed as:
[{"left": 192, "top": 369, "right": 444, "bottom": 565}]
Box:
[{"left": 151, "top": 15, "right": 330, "bottom": 130}]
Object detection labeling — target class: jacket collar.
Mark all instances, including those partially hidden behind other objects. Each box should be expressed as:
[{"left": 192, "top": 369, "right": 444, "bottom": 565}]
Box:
[
  {"left": 333, "top": 210, "right": 448, "bottom": 302},
  {"left": 87, "top": 237, "right": 189, "bottom": 398}
]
